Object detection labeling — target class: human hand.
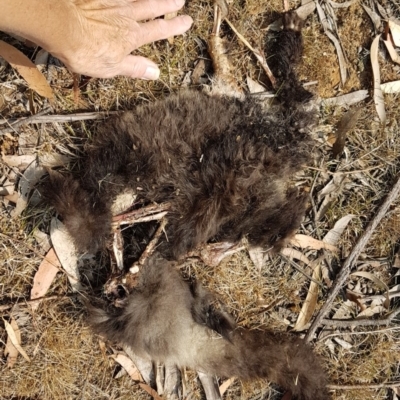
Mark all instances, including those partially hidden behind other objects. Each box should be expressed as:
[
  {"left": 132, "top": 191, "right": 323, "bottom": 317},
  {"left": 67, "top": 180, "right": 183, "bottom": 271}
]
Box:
[
  {"left": 51, "top": 0, "right": 193, "bottom": 79},
  {"left": 0, "top": 0, "right": 193, "bottom": 79}
]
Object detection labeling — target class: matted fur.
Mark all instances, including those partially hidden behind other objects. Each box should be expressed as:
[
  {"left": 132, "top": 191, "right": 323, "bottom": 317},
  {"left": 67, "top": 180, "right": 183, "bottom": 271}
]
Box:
[
  {"left": 41, "top": 12, "right": 316, "bottom": 260},
  {"left": 43, "top": 89, "right": 314, "bottom": 258},
  {"left": 89, "top": 256, "right": 328, "bottom": 400}
]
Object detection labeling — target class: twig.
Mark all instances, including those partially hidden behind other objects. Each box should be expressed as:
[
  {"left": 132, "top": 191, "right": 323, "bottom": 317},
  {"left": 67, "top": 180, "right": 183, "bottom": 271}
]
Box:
[
  {"left": 132, "top": 218, "right": 167, "bottom": 270},
  {"left": 0, "top": 294, "right": 76, "bottom": 313},
  {"left": 305, "top": 175, "right": 400, "bottom": 342},
  {"left": 328, "top": 382, "right": 400, "bottom": 390},
  {"left": 321, "top": 308, "right": 400, "bottom": 328},
  {"left": 225, "top": 18, "right": 277, "bottom": 88},
  {"left": 112, "top": 203, "right": 170, "bottom": 227},
  {"left": 0, "top": 111, "right": 119, "bottom": 135}
]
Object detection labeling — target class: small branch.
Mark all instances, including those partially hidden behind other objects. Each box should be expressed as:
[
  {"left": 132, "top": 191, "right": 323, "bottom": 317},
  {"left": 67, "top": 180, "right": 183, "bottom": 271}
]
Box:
[
  {"left": 321, "top": 308, "right": 400, "bottom": 328},
  {"left": 0, "top": 294, "right": 75, "bottom": 313},
  {"left": 225, "top": 18, "right": 277, "bottom": 88},
  {"left": 305, "top": 175, "right": 400, "bottom": 342},
  {"left": 0, "top": 110, "right": 119, "bottom": 135},
  {"left": 112, "top": 203, "right": 170, "bottom": 227},
  {"left": 328, "top": 382, "right": 400, "bottom": 390},
  {"left": 132, "top": 218, "right": 167, "bottom": 270}
]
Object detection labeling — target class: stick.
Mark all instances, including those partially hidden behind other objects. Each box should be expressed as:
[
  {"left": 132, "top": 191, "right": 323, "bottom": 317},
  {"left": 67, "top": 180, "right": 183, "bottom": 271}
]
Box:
[
  {"left": 328, "top": 382, "right": 400, "bottom": 390},
  {"left": 320, "top": 308, "right": 400, "bottom": 328},
  {"left": 0, "top": 294, "right": 76, "bottom": 313},
  {"left": 0, "top": 111, "right": 119, "bottom": 135},
  {"left": 305, "top": 175, "right": 400, "bottom": 342}
]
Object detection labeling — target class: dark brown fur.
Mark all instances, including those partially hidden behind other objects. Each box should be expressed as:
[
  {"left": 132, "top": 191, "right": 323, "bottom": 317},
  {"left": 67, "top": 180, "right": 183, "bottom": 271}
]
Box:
[
  {"left": 43, "top": 90, "right": 313, "bottom": 258},
  {"left": 42, "top": 14, "right": 316, "bottom": 258},
  {"left": 88, "top": 256, "right": 328, "bottom": 400}
]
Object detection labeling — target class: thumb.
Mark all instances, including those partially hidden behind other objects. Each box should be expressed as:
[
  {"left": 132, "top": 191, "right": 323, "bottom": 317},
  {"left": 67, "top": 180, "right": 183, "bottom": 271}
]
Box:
[{"left": 118, "top": 55, "right": 160, "bottom": 79}]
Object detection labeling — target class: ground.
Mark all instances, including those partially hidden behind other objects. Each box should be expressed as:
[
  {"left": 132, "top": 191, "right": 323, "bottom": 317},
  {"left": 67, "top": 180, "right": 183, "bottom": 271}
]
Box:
[{"left": 1, "top": 0, "right": 400, "bottom": 399}]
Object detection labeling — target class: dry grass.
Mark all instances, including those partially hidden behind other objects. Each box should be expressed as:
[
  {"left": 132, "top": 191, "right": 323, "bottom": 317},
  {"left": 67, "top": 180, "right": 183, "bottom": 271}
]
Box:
[{"left": 1, "top": 0, "right": 400, "bottom": 399}]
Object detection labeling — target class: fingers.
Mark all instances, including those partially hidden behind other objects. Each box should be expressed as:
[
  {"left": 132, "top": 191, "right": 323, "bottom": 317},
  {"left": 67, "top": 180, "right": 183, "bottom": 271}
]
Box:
[
  {"left": 127, "top": 0, "right": 187, "bottom": 21},
  {"left": 131, "top": 15, "right": 193, "bottom": 48},
  {"left": 117, "top": 55, "right": 161, "bottom": 79}
]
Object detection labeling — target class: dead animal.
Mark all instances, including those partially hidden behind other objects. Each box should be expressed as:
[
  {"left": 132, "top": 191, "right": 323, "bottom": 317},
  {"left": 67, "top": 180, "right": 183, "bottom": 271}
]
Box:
[
  {"left": 42, "top": 11, "right": 316, "bottom": 262},
  {"left": 88, "top": 255, "right": 329, "bottom": 400},
  {"left": 41, "top": 9, "right": 328, "bottom": 399}
]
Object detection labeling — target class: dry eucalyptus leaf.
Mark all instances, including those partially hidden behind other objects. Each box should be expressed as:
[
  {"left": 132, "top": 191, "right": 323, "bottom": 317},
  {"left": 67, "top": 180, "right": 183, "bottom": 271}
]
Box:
[
  {"left": 371, "top": 34, "right": 386, "bottom": 125},
  {"left": 383, "top": 34, "right": 400, "bottom": 65},
  {"left": 4, "top": 317, "right": 21, "bottom": 368},
  {"left": 291, "top": 234, "right": 338, "bottom": 252},
  {"left": 332, "top": 108, "right": 362, "bottom": 158},
  {"left": 219, "top": 378, "right": 235, "bottom": 396},
  {"left": 50, "top": 218, "right": 81, "bottom": 292},
  {"left": 11, "top": 159, "right": 46, "bottom": 218},
  {"left": 323, "top": 214, "right": 355, "bottom": 246},
  {"left": 294, "top": 264, "right": 321, "bottom": 331},
  {"left": 0, "top": 40, "right": 54, "bottom": 100},
  {"left": 361, "top": 4, "right": 382, "bottom": 31},
  {"left": 111, "top": 353, "right": 143, "bottom": 381},
  {"left": 333, "top": 337, "right": 352, "bottom": 349},
  {"left": 280, "top": 247, "right": 313, "bottom": 267},
  {"left": 389, "top": 20, "right": 400, "bottom": 47},
  {"left": 246, "top": 76, "right": 266, "bottom": 94},
  {"left": 357, "top": 305, "right": 386, "bottom": 318},
  {"left": 139, "top": 383, "right": 163, "bottom": 400},
  {"left": 381, "top": 80, "right": 400, "bottom": 94},
  {"left": 350, "top": 271, "right": 390, "bottom": 309},
  {"left": 30, "top": 248, "right": 60, "bottom": 311},
  {"left": 1, "top": 155, "right": 36, "bottom": 170},
  {"left": 33, "top": 229, "right": 51, "bottom": 253},
  {"left": 3, "top": 318, "right": 31, "bottom": 363},
  {"left": 322, "top": 90, "right": 369, "bottom": 107},
  {"left": 248, "top": 246, "right": 269, "bottom": 271}
]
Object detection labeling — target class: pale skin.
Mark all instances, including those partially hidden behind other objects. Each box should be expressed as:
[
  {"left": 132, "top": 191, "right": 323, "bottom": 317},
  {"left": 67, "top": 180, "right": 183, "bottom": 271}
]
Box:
[{"left": 0, "top": 0, "right": 193, "bottom": 79}]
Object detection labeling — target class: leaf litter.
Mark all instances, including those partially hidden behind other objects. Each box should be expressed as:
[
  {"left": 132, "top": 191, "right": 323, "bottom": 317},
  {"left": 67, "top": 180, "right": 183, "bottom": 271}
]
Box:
[{"left": 2, "top": 0, "right": 400, "bottom": 399}]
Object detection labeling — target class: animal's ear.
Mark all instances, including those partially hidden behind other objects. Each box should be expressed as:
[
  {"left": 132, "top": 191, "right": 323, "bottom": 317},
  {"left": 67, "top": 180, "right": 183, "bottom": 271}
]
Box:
[{"left": 190, "top": 281, "right": 236, "bottom": 340}]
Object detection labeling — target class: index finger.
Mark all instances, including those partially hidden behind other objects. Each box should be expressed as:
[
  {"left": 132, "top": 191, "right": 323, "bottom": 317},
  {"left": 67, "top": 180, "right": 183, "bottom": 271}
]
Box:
[{"left": 127, "top": 0, "right": 186, "bottom": 21}]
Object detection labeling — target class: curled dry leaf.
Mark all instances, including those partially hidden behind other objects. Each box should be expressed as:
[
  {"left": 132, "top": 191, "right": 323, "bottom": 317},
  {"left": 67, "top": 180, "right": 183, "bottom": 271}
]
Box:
[
  {"left": 280, "top": 247, "right": 313, "bottom": 267},
  {"left": 323, "top": 214, "right": 355, "bottom": 246},
  {"left": 0, "top": 40, "right": 54, "bottom": 100},
  {"left": 50, "top": 218, "right": 81, "bottom": 292},
  {"left": 331, "top": 107, "right": 362, "bottom": 158},
  {"left": 3, "top": 318, "right": 31, "bottom": 363},
  {"left": 30, "top": 248, "right": 60, "bottom": 311},
  {"left": 4, "top": 317, "right": 21, "bottom": 368},
  {"left": 294, "top": 264, "right": 321, "bottom": 331},
  {"left": 11, "top": 159, "right": 46, "bottom": 218},
  {"left": 371, "top": 34, "right": 386, "bottom": 126},
  {"left": 290, "top": 234, "right": 338, "bottom": 252},
  {"left": 350, "top": 271, "right": 390, "bottom": 309}
]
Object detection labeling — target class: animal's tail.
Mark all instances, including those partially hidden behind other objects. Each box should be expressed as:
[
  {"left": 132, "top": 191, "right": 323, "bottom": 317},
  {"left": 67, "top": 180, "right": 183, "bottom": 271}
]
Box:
[
  {"left": 215, "top": 328, "right": 328, "bottom": 400},
  {"left": 40, "top": 172, "right": 111, "bottom": 253},
  {"left": 87, "top": 258, "right": 329, "bottom": 399}
]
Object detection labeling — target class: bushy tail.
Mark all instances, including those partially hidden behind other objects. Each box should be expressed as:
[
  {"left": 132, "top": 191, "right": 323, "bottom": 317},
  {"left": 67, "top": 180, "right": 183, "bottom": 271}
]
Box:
[
  {"left": 220, "top": 329, "right": 328, "bottom": 400},
  {"left": 40, "top": 172, "right": 111, "bottom": 253}
]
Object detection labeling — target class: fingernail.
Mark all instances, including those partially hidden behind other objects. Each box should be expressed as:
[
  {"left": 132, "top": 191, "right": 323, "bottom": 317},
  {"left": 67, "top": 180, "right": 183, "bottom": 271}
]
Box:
[
  {"left": 181, "top": 15, "right": 193, "bottom": 26},
  {"left": 142, "top": 66, "right": 160, "bottom": 80},
  {"left": 175, "top": 0, "right": 185, "bottom": 8}
]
